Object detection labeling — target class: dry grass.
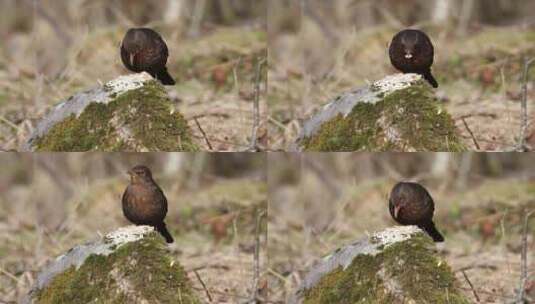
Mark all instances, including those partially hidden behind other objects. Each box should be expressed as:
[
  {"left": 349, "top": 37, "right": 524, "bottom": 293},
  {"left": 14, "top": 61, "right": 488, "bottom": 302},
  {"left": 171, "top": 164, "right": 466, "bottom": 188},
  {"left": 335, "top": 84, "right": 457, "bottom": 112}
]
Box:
[
  {"left": 0, "top": 153, "right": 267, "bottom": 303},
  {"left": 268, "top": 153, "right": 535, "bottom": 303}
]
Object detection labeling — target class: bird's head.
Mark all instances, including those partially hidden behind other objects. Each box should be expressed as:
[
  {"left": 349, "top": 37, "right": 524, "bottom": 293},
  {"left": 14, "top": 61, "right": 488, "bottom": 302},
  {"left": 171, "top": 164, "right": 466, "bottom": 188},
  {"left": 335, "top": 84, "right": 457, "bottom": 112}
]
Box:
[
  {"left": 400, "top": 31, "right": 420, "bottom": 60},
  {"left": 389, "top": 182, "right": 416, "bottom": 219},
  {"left": 123, "top": 29, "right": 146, "bottom": 51},
  {"left": 128, "top": 165, "right": 153, "bottom": 184}
]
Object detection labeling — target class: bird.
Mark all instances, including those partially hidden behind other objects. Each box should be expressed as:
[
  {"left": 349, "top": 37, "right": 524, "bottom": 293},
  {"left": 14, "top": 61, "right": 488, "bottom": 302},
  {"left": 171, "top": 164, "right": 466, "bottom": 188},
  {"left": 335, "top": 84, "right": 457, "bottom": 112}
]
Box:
[
  {"left": 388, "top": 181, "right": 444, "bottom": 242},
  {"left": 120, "top": 28, "right": 176, "bottom": 85},
  {"left": 122, "top": 165, "right": 174, "bottom": 243},
  {"left": 389, "top": 29, "right": 438, "bottom": 88}
]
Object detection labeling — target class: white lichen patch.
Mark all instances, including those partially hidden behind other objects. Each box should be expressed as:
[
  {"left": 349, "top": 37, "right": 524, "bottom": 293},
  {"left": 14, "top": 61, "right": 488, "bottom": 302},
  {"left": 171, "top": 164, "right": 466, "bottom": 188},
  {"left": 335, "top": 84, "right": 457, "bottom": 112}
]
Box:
[
  {"left": 371, "top": 226, "right": 421, "bottom": 247},
  {"left": 371, "top": 73, "right": 421, "bottom": 93},
  {"left": 104, "top": 72, "right": 153, "bottom": 95},
  {"left": 104, "top": 225, "right": 154, "bottom": 246}
]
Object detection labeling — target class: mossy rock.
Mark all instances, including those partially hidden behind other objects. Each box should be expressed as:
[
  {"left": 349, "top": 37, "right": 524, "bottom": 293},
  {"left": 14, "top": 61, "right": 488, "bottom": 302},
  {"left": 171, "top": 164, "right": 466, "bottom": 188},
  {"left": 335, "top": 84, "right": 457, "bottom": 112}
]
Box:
[
  {"left": 24, "top": 73, "right": 198, "bottom": 151},
  {"left": 294, "top": 74, "right": 466, "bottom": 152},
  {"left": 290, "top": 226, "right": 470, "bottom": 304},
  {"left": 24, "top": 226, "right": 200, "bottom": 304}
]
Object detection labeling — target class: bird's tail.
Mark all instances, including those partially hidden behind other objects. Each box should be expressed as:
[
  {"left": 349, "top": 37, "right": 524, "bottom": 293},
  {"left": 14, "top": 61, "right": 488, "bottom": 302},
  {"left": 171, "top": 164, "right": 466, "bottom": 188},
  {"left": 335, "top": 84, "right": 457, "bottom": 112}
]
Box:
[
  {"left": 419, "top": 221, "right": 444, "bottom": 242},
  {"left": 155, "top": 67, "right": 176, "bottom": 85},
  {"left": 423, "top": 70, "right": 439, "bottom": 88},
  {"left": 155, "top": 222, "right": 174, "bottom": 243}
]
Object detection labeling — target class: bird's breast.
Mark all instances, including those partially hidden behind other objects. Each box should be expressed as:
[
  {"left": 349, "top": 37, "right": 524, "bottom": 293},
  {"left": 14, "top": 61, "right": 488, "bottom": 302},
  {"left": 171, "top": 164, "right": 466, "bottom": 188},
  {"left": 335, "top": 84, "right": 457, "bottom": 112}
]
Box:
[{"left": 123, "top": 184, "right": 166, "bottom": 224}]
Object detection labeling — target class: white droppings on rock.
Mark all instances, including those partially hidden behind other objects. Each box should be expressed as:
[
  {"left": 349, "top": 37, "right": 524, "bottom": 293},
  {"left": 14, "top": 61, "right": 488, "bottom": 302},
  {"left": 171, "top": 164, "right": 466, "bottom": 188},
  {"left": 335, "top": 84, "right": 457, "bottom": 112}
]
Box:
[
  {"left": 371, "top": 73, "right": 421, "bottom": 93},
  {"left": 104, "top": 225, "right": 154, "bottom": 245},
  {"left": 104, "top": 72, "right": 153, "bottom": 95},
  {"left": 371, "top": 226, "right": 420, "bottom": 246}
]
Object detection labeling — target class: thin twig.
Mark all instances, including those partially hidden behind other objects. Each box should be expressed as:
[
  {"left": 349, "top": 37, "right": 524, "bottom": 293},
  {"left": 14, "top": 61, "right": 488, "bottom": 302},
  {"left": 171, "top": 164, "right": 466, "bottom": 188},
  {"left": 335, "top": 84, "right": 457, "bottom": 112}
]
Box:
[
  {"left": 461, "top": 117, "right": 481, "bottom": 150},
  {"left": 188, "top": 113, "right": 231, "bottom": 120},
  {"left": 515, "top": 210, "right": 534, "bottom": 303},
  {"left": 461, "top": 270, "right": 480, "bottom": 302},
  {"left": 190, "top": 286, "right": 250, "bottom": 300},
  {"left": 193, "top": 117, "right": 213, "bottom": 150},
  {"left": 516, "top": 57, "right": 534, "bottom": 152},
  {"left": 194, "top": 270, "right": 213, "bottom": 302},
  {"left": 189, "top": 135, "right": 249, "bottom": 149},
  {"left": 248, "top": 209, "right": 265, "bottom": 303},
  {"left": 458, "top": 287, "right": 515, "bottom": 300},
  {"left": 0, "top": 267, "right": 23, "bottom": 284},
  {"left": 0, "top": 116, "right": 20, "bottom": 132},
  {"left": 455, "top": 113, "right": 498, "bottom": 120},
  {"left": 248, "top": 57, "right": 266, "bottom": 152},
  {"left": 454, "top": 264, "right": 498, "bottom": 272}
]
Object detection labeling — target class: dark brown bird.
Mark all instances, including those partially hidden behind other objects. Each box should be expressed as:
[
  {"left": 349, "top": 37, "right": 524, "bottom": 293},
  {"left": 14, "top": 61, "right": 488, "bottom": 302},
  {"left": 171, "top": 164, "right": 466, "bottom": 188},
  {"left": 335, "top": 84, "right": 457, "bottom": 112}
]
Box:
[
  {"left": 120, "top": 28, "right": 176, "bottom": 85},
  {"left": 389, "top": 29, "right": 438, "bottom": 88},
  {"left": 388, "top": 182, "right": 444, "bottom": 242},
  {"left": 122, "top": 165, "right": 174, "bottom": 243}
]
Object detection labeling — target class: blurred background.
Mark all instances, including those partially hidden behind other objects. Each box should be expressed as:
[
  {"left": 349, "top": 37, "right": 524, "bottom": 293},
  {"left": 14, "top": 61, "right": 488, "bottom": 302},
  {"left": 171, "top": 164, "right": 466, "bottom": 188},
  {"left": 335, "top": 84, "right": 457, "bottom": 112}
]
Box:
[
  {"left": 0, "top": 0, "right": 267, "bottom": 151},
  {"left": 0, "top": 152, "right": 267, "bottom": 303},
  {"left": 268, "top": 0, "right": 535, "bottom": 151},
  {"left": 268, "top": 152, "right": 535, "bottom": 303}
]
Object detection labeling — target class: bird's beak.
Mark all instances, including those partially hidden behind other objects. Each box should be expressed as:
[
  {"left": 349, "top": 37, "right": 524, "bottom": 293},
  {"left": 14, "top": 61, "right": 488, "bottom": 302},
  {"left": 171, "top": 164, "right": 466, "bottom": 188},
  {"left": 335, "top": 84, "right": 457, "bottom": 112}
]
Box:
[
  {"left": 394, "top": 205, "right": 401, "bottom": 218},
  {"left": 404, "top": 53, "right": 413, "bottom": 59},
  {"left": 127, "top": 170, "right": 133, "bottom": 176}
]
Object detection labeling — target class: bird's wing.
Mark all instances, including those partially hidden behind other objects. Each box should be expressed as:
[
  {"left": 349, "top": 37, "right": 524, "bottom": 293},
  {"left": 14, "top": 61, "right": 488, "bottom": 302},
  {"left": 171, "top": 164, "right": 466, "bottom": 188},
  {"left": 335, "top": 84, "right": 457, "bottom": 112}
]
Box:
[
  {"left": 153, "top": 183, "right": 168, "bottom": 214},
  {"left": 120, "top": 45, "right": 132, "bottom": 70},
  {"left": 121, "top": 187, "right": 133, "bottom": 219}
]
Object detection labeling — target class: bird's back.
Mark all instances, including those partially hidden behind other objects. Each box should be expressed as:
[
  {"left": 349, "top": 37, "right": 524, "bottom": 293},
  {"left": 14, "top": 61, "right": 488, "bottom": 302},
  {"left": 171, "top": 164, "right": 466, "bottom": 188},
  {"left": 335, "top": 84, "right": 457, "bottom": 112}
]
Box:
[
  {"left": 120, "top": 28, "right": 169, "bottom": 72},
  {"left": 389, "top": 182, "right": 434, "bottom": 224}
]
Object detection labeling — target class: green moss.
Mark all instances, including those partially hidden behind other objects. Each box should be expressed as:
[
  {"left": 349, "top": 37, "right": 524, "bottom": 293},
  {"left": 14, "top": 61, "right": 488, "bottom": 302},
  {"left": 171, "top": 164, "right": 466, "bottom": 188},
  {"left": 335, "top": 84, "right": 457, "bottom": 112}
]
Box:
[
  {"left": 302, "top": 234, "right": 469, "bottom": 304},
  {"left": 35, "top": 233, "right": 200, "bottom": 304},
  {"left": 34, "top": 81, "right": 198, "bottom": 151},
  {"left": 302, "top": 84, "right": 465, "bottom": 151},
  {"left": 383, "top": 236, "right": 469, "bottom": 303},
  {"left": 303, "top": 255, "right": 388, "bottom": 304}
]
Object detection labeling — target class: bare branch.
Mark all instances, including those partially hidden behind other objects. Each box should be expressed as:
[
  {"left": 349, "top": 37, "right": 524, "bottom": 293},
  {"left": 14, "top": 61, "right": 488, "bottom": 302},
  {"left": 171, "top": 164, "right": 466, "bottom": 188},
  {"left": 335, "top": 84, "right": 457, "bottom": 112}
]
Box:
[
  {"left": 515, "top": 210, "right": 534, "bottom": 303},
  {"left": 193, "top": 117, "right": 213, "bottom": 150},
  {"left": 248, "top": 209, "right": 265, "bottom": 303},
  {"left": 461, "top": 117, "right": 480, "bottom": 150},
  {"left": 248, "top": 57, "right": 266, "bottom": 152},
  {"left": 516, "top": 57, "right": 535, "bottom": 152},
  {"left": 193, "top": 270, "right": 213, "bottom": 302},
  {"left": 461, "top": 270, "right": 480, "bottom": 302}
]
